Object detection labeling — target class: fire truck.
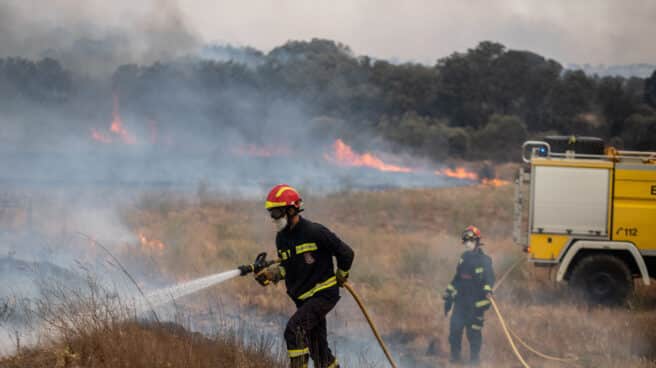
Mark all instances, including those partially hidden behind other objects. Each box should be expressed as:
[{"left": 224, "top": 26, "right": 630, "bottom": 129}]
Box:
[{"left": 514, "top": 136, "right": 656, "bottom": 304}]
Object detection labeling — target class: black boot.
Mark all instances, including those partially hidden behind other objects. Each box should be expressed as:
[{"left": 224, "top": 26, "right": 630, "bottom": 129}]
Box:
[{"left": 449, "top": 351, "right": 462, "bottom": 364}]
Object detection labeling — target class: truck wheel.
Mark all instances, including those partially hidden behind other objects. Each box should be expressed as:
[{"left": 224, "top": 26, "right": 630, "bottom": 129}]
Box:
[{"left": 569, "top": 254, "right": 633, "bottom": 305}]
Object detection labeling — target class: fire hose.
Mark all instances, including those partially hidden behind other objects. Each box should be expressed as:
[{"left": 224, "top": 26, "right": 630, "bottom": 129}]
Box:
[
  {"left": 343, "top": 282, "right": 398, "bottom": 368},
  {"left": 238, "top": 252, "right": 580, "bottom": 368},
  {"left": 239, "top": 253, "right": 398, "bottom": 368},
  {"left": 490, "top": 257, "right": 579, "bottom": 367}
]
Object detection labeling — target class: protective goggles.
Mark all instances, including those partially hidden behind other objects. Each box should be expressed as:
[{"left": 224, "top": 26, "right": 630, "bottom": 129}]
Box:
[
  {"left": 462, "top": 230, "right": 478, "bottom": 242},
  {"left": 268, "top": 207, "right": 287, "bottom": 220}
]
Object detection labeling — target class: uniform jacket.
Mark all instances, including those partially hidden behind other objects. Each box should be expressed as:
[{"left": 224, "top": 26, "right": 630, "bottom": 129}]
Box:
[
  {"left": 276, "top": 217, "right": 354, "bottom": 304},
  {"left": 444, "top": 248, "right": 495, "bottom": 310}
]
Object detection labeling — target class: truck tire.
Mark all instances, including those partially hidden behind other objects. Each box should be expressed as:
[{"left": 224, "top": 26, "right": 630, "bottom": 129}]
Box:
[{"left": 569, "top": 254, "right": 633, "bottom": 305}]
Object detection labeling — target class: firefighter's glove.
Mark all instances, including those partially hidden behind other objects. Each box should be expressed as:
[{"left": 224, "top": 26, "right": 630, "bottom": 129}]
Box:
[
  {"left": 254, "top": 266, "right": 282, "bottom": 287},
  {"left": 336, "top": 269, "right": 349, "bottom": 287},
  {"left": 443, "top": 296, "right": 453, "bottom": 316}
]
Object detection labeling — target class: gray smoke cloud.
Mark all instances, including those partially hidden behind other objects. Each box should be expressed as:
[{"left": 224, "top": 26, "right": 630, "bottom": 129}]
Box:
[
  {"left": 0, "top": 0, "right": 482, "bottom": 195},
  {"left": 0, "top": 0, "right": 200, "bottom": 75}
]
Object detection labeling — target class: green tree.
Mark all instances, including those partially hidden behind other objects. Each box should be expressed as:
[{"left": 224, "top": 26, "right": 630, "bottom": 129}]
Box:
[
  {"left": 621, "top": 113, "right": 656, "bottom": 150},
  {"left": 435, "top": 41, "right": 506, "bottom": 128},
  {"left": 646, "top": 70, "right": 656, "bottom": 108},
  {"left": 596, "top": 76, "right": 639, "bottom": 137},
  {"left": 471, "top": 114, "right": 528, "bottom": 161}
]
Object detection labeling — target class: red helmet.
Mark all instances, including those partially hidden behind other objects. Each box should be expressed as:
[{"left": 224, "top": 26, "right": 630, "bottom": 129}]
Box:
[
  {"left": 265, "top": 184, "right": 302, "bottom": 210},
  {"left": 462, "top": 225, "right": 482, "bottom": 242}
]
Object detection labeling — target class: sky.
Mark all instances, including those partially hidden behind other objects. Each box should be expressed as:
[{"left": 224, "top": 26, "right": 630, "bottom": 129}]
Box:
[
  {"left": 177, "top": 0, "right": 656, "bottom": 64},
  {"left": 2, "top": 0, "right": 656, "bottom": 65}
]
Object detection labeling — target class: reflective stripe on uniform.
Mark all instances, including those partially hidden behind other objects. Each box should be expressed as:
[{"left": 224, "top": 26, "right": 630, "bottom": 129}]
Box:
[
  {"left": 447, "top": 283, "right": 458, "bottom": 296},
  {"left": 471, "top": 324, "right": 482, "bottom": 330},
  {"left": 288, "top": 347, "right": 309, "bottom": 358},
  {"left": 475, "top": 299, "right": 491, "bottom": 308},
  {"left": 295, "top": 242, "right": 318, "bottom": 254},
  {"left": 475, "top": 267, "right": 484, "bottom": 274},
  {"left": 483, "top": 284, "right": 492, "bottom": 291},
  {"left": 298, "top": 276, "right": 337, "bottom": 300},
  {"left": 279, "top": 266, "right": 286, "bottom": 279},
  {"left": 327, "top": 359, "right": 339, "bottom": 368}
]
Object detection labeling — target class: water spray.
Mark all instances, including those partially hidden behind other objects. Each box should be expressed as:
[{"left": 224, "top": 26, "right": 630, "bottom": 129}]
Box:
[
  {"left": 112, "top": 249, "right": 398, "bottom": 368},
  {"left": 139, "top": 252, "right": 275, "bottom": 311},
  {"left": 143, "top": 269, "right": 242, "bottom": 309}
]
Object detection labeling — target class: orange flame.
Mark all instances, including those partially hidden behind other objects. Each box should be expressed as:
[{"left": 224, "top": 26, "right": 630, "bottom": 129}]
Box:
[
  {"left": 436, "top": 167, "right": 479, "bottom": 180},
  {"left": 109, "top": 94, "right": 136, "bottom": 144},
  {"left": 90, "top": 93, "right": 137, "bottom": 144},
  {"left": 325, "top": 139, "right": 414, "bottom": 173},
  {"left": 138, "top": 233, "right": 165, "bottom": 251},
  {"left": 481, "top": 178, "right": 511, "bottom": 187}
]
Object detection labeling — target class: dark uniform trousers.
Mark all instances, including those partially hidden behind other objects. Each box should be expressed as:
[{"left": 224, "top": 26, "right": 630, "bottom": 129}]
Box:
[
  {"left": 449, "top": 302, "right": 485, "bottom": 360},
  {"left": 285, "top": 292, "right": 339, "bottom": 368}
]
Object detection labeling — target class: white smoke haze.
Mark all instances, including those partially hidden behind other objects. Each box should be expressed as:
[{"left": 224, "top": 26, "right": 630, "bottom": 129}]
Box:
[
  {"left": 0, "top": 0, "right": 200, "bottom": 75},
  {"left": 0, "top": 2, "right": 462, "bottom": 364},
  {"left": 10, "top": 2, "right": 651, "bottom": 367}
]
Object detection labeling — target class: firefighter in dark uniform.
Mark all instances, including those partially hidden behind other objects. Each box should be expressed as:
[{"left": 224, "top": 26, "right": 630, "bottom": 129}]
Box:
[
  {"left": 254, "top": 184, "right": 354, "bottom": 368},
  {"left": 443, "top": 226, "right": 495, "bottom": 365}
]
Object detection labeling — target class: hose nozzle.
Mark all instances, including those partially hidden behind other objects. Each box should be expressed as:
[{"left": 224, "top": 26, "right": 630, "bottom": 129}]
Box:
[{"left": 238, "top": 252, "right": 276, "bottom": 276}]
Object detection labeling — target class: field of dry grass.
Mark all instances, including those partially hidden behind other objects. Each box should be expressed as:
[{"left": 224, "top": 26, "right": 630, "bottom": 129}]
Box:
[
  {"left": 0, "top": 272, "right": 285, "bottom": 368},
  {"left": 0, "top": 321, "right": 284, "bottom": 368},
  {"left": 117, "top": 184, "right": 656, "bottom": 367},
  {"left": 1, "top": 184, "right": 654, "bottom": 367}
]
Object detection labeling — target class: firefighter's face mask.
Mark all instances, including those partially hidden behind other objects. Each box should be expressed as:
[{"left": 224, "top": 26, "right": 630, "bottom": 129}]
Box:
[
  {"left": 273, "top": 218, "right": 287, "bottom": 232},
  {"left": 462, "top": 230, "right": 479, "bottom": 250},
  {"left": 269, "top": 207, "right": 288, "bottom": 232}
]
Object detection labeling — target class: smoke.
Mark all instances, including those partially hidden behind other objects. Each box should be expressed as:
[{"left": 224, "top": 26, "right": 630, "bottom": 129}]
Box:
[
  {"left": 0, "top": 0, "right": 488, "bottom": 194},
  {"left": 0, "top": 0, "right": 200, "bottom": 76},
  {"left": 0, "top": 2, "right": 476, "bottom": 362}
]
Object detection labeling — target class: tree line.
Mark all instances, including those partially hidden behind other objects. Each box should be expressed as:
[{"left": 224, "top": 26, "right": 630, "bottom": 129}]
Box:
[{"left": 1, "top": 39, "right": 655, "bottom": 161}]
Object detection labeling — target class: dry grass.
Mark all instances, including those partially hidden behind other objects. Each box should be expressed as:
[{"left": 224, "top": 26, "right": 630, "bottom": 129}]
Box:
[
  {"left": 2, "top": 184, "right": 653, "bottom": 367},
  {"left": 0, "top": 274, "right": 284, "bottom": 368},
  {"left": 119, "top": 184, "right": 656, "bottom": 367},
  {"left": 0, "top": 321, "right": 283, "bottom": 368}
]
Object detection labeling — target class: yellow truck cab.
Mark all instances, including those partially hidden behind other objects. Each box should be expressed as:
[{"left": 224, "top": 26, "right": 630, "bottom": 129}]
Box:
[{"left": 514, "top": 136, "right": 656, "bottom": 304}]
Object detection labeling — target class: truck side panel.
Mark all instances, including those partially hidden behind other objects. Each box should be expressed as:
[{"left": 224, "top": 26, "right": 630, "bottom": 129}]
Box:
[
  {"left": 531, "top": 165, "right": 610, "bottom": 236},
  {"left": 613, "top": 167, "right": 656, "bottom": 252},
  {"left": 529, "top": 234, "right": 570, "bottom": 261}
]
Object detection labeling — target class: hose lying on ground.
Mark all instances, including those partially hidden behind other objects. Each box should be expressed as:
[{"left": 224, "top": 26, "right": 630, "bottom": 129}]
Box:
[
  {"left": 489, "top": 297, "right": 531, "bottom": 368},
  {"left": 491, "top": 256, "right": 579, "bottom": 366},
  {"left": 343, "top": 282, "right": 398, "bottom": 368}
]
